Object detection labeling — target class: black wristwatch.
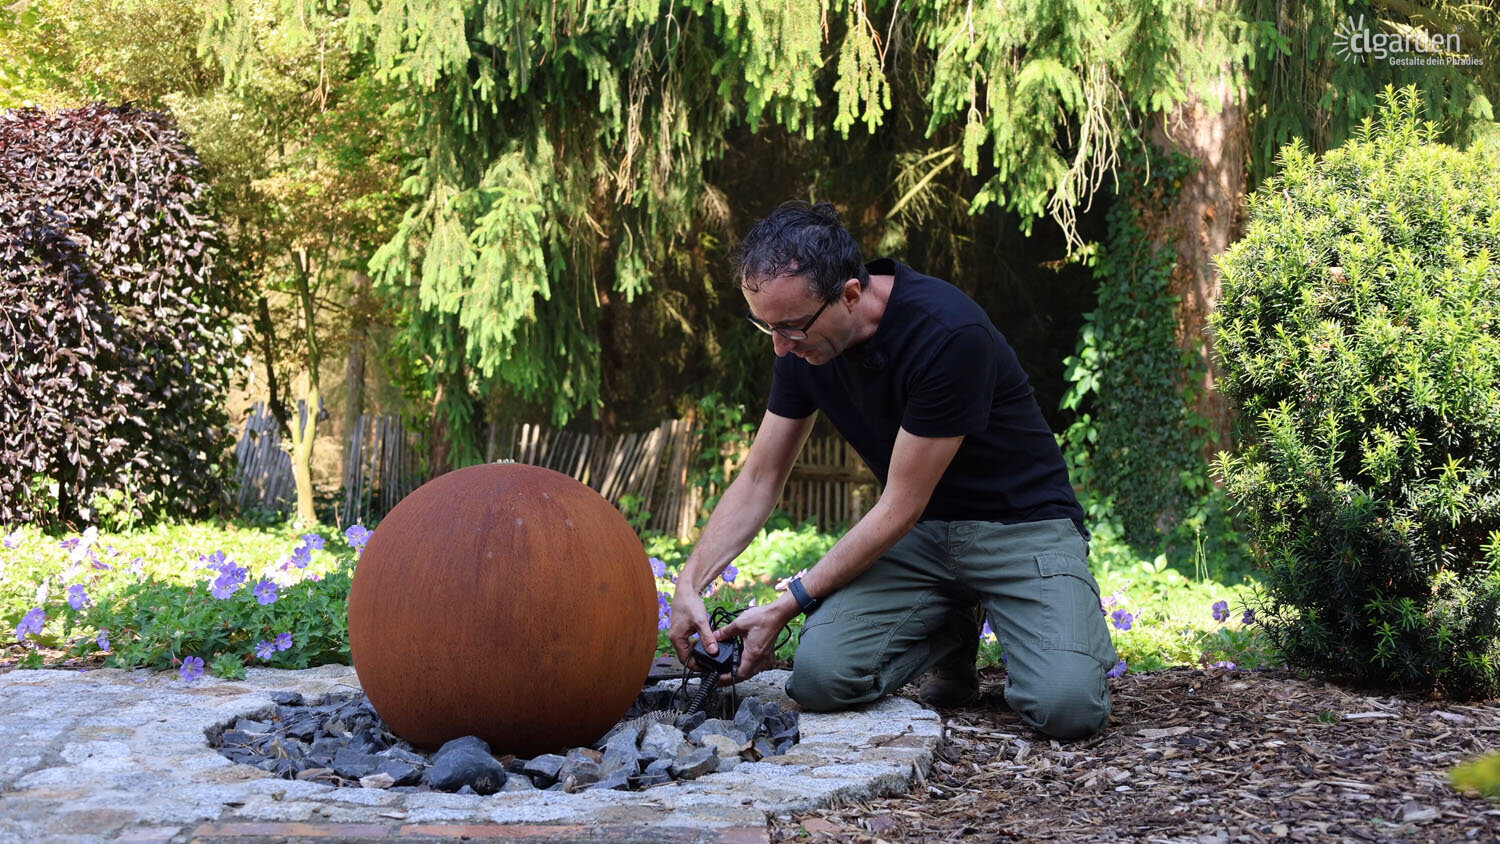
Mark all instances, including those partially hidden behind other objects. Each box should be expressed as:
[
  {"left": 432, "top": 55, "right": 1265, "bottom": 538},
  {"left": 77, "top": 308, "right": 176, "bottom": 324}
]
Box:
[{"left": 787, "top": 575, "right": 822, "bottom": 615}]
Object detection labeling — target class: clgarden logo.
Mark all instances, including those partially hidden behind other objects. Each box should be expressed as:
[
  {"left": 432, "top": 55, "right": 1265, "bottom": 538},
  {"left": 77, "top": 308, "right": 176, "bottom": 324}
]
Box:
[{"left": 1333, "top": 14, "right": 1483, "bottom": 66}]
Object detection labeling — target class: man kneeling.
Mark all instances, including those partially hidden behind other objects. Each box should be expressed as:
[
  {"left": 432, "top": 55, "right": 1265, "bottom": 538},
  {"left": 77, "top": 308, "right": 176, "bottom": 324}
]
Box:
[{"left": 667, "top": 201, "right": 1116, "bottom": 740}]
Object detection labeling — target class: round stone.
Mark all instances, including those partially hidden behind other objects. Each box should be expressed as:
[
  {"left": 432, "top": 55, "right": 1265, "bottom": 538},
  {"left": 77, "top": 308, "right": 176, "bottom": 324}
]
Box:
[{"left": 347, "top": 463, "right": 657, "bottom": 756}]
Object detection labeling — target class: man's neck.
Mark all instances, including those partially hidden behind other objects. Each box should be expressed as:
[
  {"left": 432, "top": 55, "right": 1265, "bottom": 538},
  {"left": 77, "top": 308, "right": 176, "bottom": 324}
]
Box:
[{"left": 852, "top": 273, "right": 895, "bottom": 346}]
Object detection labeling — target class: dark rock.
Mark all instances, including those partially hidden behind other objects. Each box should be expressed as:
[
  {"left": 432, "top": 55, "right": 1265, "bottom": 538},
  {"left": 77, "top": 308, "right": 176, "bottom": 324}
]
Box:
[
  {"left": 689, "top": 719, "right": 747, "bottom": 746},
  {"left": 456, "top": 785, "right": 476, "bottom": 795},
  {"left": 775, "top": 739, "right": 795, "bottom": 755},
  {"left": 263, "top": 738, "right": 307, "bottom": 760},
  {"left": 375, "top": 759, "right": 421, "bottom": 787},
  {"left": 428, "top": 745, "right": 507, "bottom": 795},
  {"left": 377, "top": 746, "right": 427, "bottom": 767},
  {"left": 669, "top": 746, "right": 718, "bottom": 780},
  {"left": 521, "top": 753, "right": 566, "bottom": 785},
  {"left": 733, "top": 698, "right": 767, "bottom": 739},
  {"left": 283, "top": 717, "right": 319, "bottom": 740},
  {"left": 600, "top": 722, "right": 643, "bottom": 757},
  {"left": 753, "top": 737, "right": 776, "bottom": 759},
  {"left": 558, "top": 757, "right": 600, "bottom": 788},
  {"left": 270, "top": 691, "right": 304, "bottom": 706},
  {"left": 640, "top": 723, "right": 687, "bottom": 761},
  {"left": 715, "top": 755, "right": 741, "bottom": 774},
  {"left": 349, "top": 728, "right": 387, "bottom": 755},
  {"left": 499, "top": 774, "right": 536, "bottom": 792},
  {"left": 588, "top": 768, "right": 632, "bottom": 791},
  {"left": 331, "top": 747, "right": 381, "bottom": 780},
  {"left": 565, "top": 746, "right": 602, "bottom": 763},
  {"left": 600, "top": 746, "right": 638, "bottom": 776},
  {"left": 219, "top": 730, "right": 256, "bottom": 747},
  {"left": 307, "top": 737, "right": 345, "bottom": 764},
  {"left": 235, "top": 718, "right": 272, "bottom": 734},
  {"left": 673, "top": 710, "right": 707, "bottom": 734}
]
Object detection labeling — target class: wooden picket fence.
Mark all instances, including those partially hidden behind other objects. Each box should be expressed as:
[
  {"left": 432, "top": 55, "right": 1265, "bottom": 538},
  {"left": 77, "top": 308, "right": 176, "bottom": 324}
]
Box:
[
  {"left": 234, "top": 401, "right": 297, "bottom": 516},
  {"left": 236, "top": 410, "right": 879, "bottom": 537},
  {"left": 340, "top": 413, "right": 424, "bottom": 528}
]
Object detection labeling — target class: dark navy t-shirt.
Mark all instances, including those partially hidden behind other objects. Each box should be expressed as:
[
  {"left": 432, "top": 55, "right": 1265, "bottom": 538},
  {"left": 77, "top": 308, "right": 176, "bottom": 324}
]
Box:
[{"left": 767, "top": 258, "right": 1085, "bottom": 527}]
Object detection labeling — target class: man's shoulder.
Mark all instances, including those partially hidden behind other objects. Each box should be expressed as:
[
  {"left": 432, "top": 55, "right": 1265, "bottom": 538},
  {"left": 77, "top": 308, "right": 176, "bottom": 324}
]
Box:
[{"left": 880, "top": 261, "right": 993, "bottom": 334}]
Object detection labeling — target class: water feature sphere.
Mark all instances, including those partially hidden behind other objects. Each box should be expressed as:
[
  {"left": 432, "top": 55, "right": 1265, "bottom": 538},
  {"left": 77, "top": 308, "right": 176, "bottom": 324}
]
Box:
[{"left": 347, "top": 463, "right": 658, "bottom": 756}]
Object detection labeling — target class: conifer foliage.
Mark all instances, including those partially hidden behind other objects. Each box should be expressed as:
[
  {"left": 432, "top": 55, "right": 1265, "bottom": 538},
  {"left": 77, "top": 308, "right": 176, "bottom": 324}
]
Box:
[
  {"left": 0, "top": 104, "right": 242, "bottom": 528},
  {"left": 1214, "top": 88, "right": 1500, "bottom": 699}
]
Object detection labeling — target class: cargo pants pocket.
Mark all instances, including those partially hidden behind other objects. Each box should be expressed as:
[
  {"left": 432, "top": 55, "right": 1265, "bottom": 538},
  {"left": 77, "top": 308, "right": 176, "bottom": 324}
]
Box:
[{"left": 1034, "top": 552, "right": 1117, "bottom": 669}]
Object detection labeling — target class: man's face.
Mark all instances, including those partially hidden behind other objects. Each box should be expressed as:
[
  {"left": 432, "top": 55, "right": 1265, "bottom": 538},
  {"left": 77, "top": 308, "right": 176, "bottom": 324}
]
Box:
[{"left": 743, "top": 275, "right": 854, "bottom": 365}]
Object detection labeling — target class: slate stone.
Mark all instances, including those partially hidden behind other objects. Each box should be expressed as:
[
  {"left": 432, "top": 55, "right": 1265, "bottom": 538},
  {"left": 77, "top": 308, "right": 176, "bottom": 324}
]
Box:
[
  {"left": 428, "top": 745, "right": 507, "bottom": 795},
  {"left": 640, "top": 723, "right": 687, "bottom": 761},
  {"left": 433, "top": 735, "right": 492, "bottom": 759},
  {"left": 377, "top": 746, "right": 427, "bottom": 767},
  {"left": 499, "top": 774, "right": 536, "bottom": 792},
  {"left": 219, "top": 730, "right": 256, "bottom": 747},
  {"left": 235, "top": 718, "right": 272, "bottom": 734},
  {"left": 733, "top": 697, "right": 767, "bottom": 739},
  {"left": 375, "top": 759, "right": 421, "bottom": 787},
  {"left": 699, "top": 734, "right": 741, "bottom": 759},
  {"left": 307, "top": 737, "right": 345, "bottom": 764},
  {"left": 283, "top": 717, "right": 319, "bottom": 740},
  {"left": 270, "top": 691, "right": 304, "bottom": 706},
  {"left": 601, "top": 722, "right": 643, "bottom": 757},
  {"left": 689, "top": 719, "right": 747, "bottom": 746},
  {"left": 673, "top": 710, "right": 707, "bottom": 734},
  {"left": 600, "top": 746, "right": 638, "bottom": 776},
  {"left": 631, "top": 769, "right": 671, "bottom": 788},
  {"left": 714, "top": 755, "right": 741, "bottom": 774},
  {"left": 588, "top": 768, "right": 632, "bottom": 791},
  {"left": 521, "top": 753, "right": 566, "bottom": 783},
  {"left": 349, "top": 727, "right": 387, "bottom": 755},
  {"left": 331, "top": 747, "right": 381, "bottom": 780},
  {"left": 557, "top": 757, "right": 600, "bottom": 789},
  {"left": 669, "top": 746, "right": 718, "bottom": 780},
  {"left": 753, "top": 737, "right": 776, "bottom": 759}
]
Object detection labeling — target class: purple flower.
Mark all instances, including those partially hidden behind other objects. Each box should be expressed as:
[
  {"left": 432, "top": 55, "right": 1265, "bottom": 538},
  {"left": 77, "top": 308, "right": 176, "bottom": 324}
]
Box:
[
  {"left": 981, "top": 620, "right": 996, "bottom": 641},
  {"left": 67, "top": 584, "right": 88, "bottom": 611},
  {"left": 1106, "top": 660, "right": 1128, "bottom": 678},
  {"left": 96, "top": 629, "right": 110, "bottom": 651},
  {"left": 275, "top": 632, "right": 293, "bottom": 651},
  {"left": 290, "top": 545, "right": 312, "bottom": 569},
  {"left": 656, "top": 591, "right": 672, "bottom": 630},
  {"left": 722, "top": 564, "right": 738, "bottom": 585},
  {"left": 1212, "top": 660, "right": 1237, "bottom": 671},
  {"left": 15, "top": 607, "right": 45, "bottom": 642},
  {"left": 179, "top": 656, "right": 205, "bottom": 682},
  {"left": 302, "top": 533, "right": 325, "bottom": 551},
  {"left": 254, "top": 640, "right": 275, "bottom": 660},
  {"left": 91, "top": 558, "right": 112, "bottom": 571},
  {"left": 1212, "top": 600, "right": 1230, "bottom": 623},
  {"left": 649, "top": 557, "right": 667, "bottom": 578},
  {"left": 210, "top": 576, "right": 238, "bottom": 601},
  {"left": 253, "top": 580, "right": 278, "bottom": 605},
  {"left": 2, "top": 530, "right": 20, "bottom": 549},
  {"left": 1110, "top": 609, "right": 1134, "bottom": 631},
  {"left": 69, "top": 526, "right": 98, "bottom": 563},
  {"left": 199, "top": 550, "right": 227, "bottom": 569},
  {"left": 344, "top": 524, "right": 373, "bottom": 553},
  {"left": 1241, "top": 608, "right": 1256, "bottom": 626}
]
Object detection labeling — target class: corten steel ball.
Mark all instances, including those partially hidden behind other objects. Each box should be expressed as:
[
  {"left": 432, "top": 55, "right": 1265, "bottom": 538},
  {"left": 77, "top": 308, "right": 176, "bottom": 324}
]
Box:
[{"left": 347, "top": 463, "right": 658, "bottom": 756}]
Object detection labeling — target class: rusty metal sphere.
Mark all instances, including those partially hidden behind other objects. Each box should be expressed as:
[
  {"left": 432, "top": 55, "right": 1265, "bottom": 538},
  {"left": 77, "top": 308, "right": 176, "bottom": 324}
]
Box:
[{"left": 347, "top": 463, "right": 658, "bottom": 756}]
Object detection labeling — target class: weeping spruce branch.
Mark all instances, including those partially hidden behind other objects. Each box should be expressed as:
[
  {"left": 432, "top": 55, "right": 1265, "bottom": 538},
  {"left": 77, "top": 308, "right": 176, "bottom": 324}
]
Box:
[{"left": 204, "top": 0, "right": 1247, "bottom": 439}]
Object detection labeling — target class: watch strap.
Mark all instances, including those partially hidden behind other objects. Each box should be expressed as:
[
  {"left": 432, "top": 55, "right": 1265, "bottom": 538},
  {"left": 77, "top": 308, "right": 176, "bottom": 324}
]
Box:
[{"left": 788, "top": 575, "right": 822, "bottom": 615}]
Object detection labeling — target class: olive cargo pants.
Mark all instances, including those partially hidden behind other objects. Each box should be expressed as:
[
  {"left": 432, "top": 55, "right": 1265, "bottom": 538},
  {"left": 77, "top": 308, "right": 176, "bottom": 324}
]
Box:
[{"left": 786, "top": 518, "right": 1117, "bottom": 739}]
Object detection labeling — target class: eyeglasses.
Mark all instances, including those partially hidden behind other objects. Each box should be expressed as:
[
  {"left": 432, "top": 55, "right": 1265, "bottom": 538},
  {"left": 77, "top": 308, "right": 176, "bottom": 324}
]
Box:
[{"left": 746, "top": 297, "right": 836, "bottom": 341}]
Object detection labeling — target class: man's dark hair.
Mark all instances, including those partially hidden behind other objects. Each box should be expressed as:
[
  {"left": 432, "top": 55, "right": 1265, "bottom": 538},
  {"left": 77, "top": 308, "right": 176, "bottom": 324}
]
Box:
[{"left": 734, "top": 201, "right": 869, "bottom": 300}]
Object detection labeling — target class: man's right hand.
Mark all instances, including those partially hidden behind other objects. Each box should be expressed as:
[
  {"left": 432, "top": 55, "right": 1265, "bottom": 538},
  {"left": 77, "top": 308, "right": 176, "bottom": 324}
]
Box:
[{"left": 668, "top": 588, "right": 720, "bottom": 671}]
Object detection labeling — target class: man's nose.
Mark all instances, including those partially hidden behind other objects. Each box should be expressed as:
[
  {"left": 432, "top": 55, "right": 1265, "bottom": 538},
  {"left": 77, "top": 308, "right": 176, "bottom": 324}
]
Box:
[{"left": 771, "top": 333, "right": 797, "bottom": 356}]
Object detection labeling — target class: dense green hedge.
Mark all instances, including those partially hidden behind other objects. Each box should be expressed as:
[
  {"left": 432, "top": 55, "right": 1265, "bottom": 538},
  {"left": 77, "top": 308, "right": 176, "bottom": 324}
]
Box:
[
  {"left": 0, "top": 104, "right": 243, "bottom": 530},
  {"left": 1213, "top": 88, "right": 1500, "bottom": 699}
]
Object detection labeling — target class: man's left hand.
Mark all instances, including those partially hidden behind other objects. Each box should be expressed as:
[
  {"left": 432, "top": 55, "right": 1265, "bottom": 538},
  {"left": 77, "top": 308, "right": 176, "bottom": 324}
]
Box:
[{"left": 713, "top": 599, "right": 798, "bottom": 682}]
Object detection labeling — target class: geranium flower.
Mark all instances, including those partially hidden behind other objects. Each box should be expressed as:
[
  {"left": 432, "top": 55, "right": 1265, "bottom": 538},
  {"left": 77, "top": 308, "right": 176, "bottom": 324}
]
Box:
[
  {"left": 179, "top": 656, "right": 205, "bottom": 682},
  {"left": 15, "top": 607, "right": 45, "bottom": 642},
  {"left": 1212, "top": 600, "right": 1230, "bottom": 623}
]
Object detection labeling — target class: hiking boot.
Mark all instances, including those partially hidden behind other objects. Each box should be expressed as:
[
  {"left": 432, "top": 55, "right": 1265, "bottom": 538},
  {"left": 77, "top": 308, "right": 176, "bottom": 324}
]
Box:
[{"left": 918, "top": 605, "right": 983, "bottom": 708}]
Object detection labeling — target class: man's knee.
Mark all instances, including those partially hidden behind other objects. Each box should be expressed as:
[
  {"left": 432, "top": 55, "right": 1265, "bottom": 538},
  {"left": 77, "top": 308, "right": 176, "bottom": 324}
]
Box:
[
  {"left": 785, "top": 637, "right": 881, "bottom": 712},
  {"left": 1006, "top": 657, "right": 1111, "bottom": 740}
]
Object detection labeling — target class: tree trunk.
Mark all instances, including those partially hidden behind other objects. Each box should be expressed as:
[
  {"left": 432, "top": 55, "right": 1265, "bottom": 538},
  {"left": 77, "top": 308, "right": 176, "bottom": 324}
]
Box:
[
  {"left": 1146, "top": 75, "right": 1248, "bottom": 458},
  {"left": 288, "top": 380, "right": 320, "bottom": 527},
  {"left": 341, "top": 271, "right": 369, "bottom": 480}
]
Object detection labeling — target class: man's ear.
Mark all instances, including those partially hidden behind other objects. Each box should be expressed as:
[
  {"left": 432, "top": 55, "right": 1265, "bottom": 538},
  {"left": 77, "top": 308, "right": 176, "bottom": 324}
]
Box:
[{"left": 843, "top": 277, "right": 862, "bottom": 303}]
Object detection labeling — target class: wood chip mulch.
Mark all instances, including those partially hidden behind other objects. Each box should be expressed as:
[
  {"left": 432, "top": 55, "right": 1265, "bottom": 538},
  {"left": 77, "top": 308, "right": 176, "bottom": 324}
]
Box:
[{"left": 767, "top": 667, "right": 1500, "bottom": 843}]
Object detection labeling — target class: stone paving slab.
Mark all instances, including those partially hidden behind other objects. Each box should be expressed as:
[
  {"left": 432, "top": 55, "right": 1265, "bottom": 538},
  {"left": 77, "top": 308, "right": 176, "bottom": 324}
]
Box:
[{"left": 0, "top": 665, "right": 940, "bottom": 843}]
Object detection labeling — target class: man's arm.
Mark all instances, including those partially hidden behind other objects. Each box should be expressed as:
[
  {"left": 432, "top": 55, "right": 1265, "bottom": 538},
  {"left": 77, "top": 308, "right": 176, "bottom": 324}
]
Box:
[
  {"left": 716, "top": 427, "right": 965, "bottom": 679},
  {"left": 669, "top": 410, "right": 815, "bottom": 665}
]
